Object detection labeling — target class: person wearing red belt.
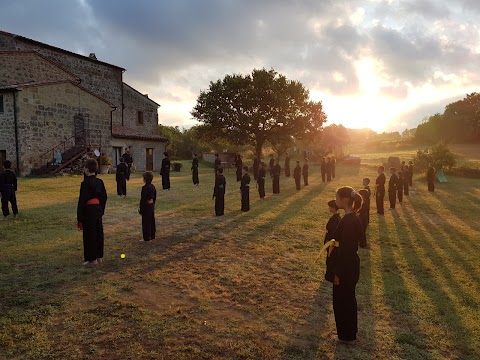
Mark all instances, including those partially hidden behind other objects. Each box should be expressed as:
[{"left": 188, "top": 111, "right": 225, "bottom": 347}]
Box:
[{"left": 77, "top": 159, "right": 108, "bottom": 266}]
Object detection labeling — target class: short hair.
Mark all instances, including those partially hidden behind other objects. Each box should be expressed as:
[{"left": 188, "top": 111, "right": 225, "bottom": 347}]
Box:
[
  {"left": 217, "top": 167, "right": 224, "bottom": 174},
  {"left": 84, "top": 159, "right": 98, "bottom": 173},
  {"left": 296, "top": 160, "right": 300, "bottom": 164},
  {"left": 270, "top": 154, "right": 274, "bottom": 157},
  {"left": 119, "top": 157, "right": 125, "bottom": 163},
  {"left": 143, "top": 171, "right": 153, "bottom": 184},
  {"left": 164, "top": 152, "right": 169, "bottom": 157},
  {"left": 215, "top": 153, "right": 219, "bottom": 157},
  {"left": 327, "top": 200, "right": 338, "bottom": 210},
  {"left": 3, "top": 160, "right": 12, "bottom": 169},
  {"left": 363, "top": 177, "right": 370, "bottom": 185},
  {"left": 193, "top": 153, "right": 197, "bottom": 156},
  {"left": 242, "top": 166, "right": 249, "bottom": 171},
  {"left": 378, "top": 165, "right": 385, "bottom": 171},
  {"left": 390, "top": 167, "right": 396, "bottom": 172}
]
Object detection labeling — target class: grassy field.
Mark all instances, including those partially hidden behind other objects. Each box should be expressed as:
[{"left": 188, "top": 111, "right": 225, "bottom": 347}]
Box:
[{"left": 1, "top": 158, "right": 479, "bottom": 359}]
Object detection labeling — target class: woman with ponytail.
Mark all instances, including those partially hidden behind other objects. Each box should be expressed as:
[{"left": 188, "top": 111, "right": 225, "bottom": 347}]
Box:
[{"left": 331, "top": 186, "right": 363, "bottom": 343}]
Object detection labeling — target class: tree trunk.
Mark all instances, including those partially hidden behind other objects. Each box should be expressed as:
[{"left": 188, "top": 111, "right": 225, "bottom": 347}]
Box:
[{"left": 255, "top": 138, "right": 264, "bottom": 160}]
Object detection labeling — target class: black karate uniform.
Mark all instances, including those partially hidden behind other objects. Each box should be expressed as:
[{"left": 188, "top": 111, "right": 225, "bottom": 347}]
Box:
[
  {"left": 272, "top": 164, "right": 281, "bottom": 194},
  {"left": 375, "top": 173, "right": 386, "bottom": 215},
  {"left": 269, "top": 158, "right": 275, "bottom": 178},
  {"left": 191, "top": 158, "right": 199, "bottom": 185},
  {"left": 284, "top": 156, "right": 291, "bottom": 177},
  {"left": 302, "top": 163, "right": 309, "bottom": 186},
  {"left": 388, "top": 174, "right": 398, "bottom": 209},
  {"left": 77, "top": 176, "right": 107, "bottom": 262},
  {"left": 331, "top": 213, "right": 362, "bottom": 342},
  {"left": 240, "top": 173, "right": 250, "bottom": 212},
  {"left": 116, "top": 162, "right": 128, "bottom": 196},
  {"left": 364, "top": 185, "right": 371, "bottom": 226},
  {"left": 160, "top": 158, "right": 171, "bottom": 190},
  {"left": 332, "top": 158, "right": 336, "bottom": 179},
  {"left": 293, "top": 165, "right": 302, "bottom": 190},
  {"left": 213, "top": 174, "right": 226, "bottom": 216},
  {"left": 321, "top": 161, "right": 327, "bottom": 182},
  {"left": 235, "top": 157, "right": 242, "bottom": 182},
  {"left": 140, "top": 183, "right": 156, "bottom": 241},
  {"left": 257, "top": 167, "right": 266, "bottom": 199},
  {"left": 324, "top": 213, "right": 341, "bottom": 282},
  {"left": 403, "top": 168, "right": 409, "bottom": 196},
  {"left": 122, "top": 153, "right": 133, "bottom": 180},
  {"left": 397, "top": 175, "right": 404, "bottom": 203},
  {"left": 408, "top": 164, "right": 414, "bottom": 186},
  {"left": 427, "top": 167, "right": 435, "bottom": 192},
  {"left": 0, "top": 170, "right": 18, "bottom": 217},
  {"left": 326, "top": 160, "right": 332, "bottom": 181},
  {"left": 253, "top": 158, "right": 260, "bottom": 181}
]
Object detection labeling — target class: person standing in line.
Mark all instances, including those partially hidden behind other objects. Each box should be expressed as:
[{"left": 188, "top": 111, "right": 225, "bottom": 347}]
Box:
[
  {"left": 269, "top": 154, "right": 275, "bottom": 178},
  {"left": 324, "top": 199, "right": 341, "bottom": 283},
  {"left": 402, "top": 166, "right": 409, "bottom": 196},
  {"left": 362, "top": 178, "right": 371, "bottom": 226},
  {"left": 272, "top": 159, "right": 281, "bottom": 194},
  {"left": 160, "top": 152, "right": 171, "bottom": 190},
  {"left": 427, "top": 164, "right": 436, "bottom": 192},
  {"left": 257, "top": 162, "right": 266, "bottom": 199},
  {"left": 293, "top": 160, "right": 302, "bottom": 190},
  {"left": 139, "top": 171, "right": 156, "bottom": 242},
  {"left": 331, "top": 186, "right": 363, "bottom": 343},
  {"left": 375, "top": 166, "right": 386, "bottom": 215},
  {"left": 408, "top": 161, "right": 414, "bottom": 187},
  {"left": 0, "top": 160, "right": 18, "bottom": 220},
  {"left": 388, "top": 167, "right": 398, "bottom": 210},
  {"left": 284, "top": 153, "right": 291, "bottom": 177},
  {"left": 397, "top": 171, "right": 404, "bottom": 203},
  {"left": 321, "top": 157, "right": 327, "bottom": 182},
  {"left": 214, "top": 153, "right": 221, "bottom": 176},
  {"left": 191, "top": 153, "right": 199, "bottom": 186},
  {"left": 253, "top": 154, "right": 260, "bottom": 181},
  {"left": 358, "top": 189, "right": 370, "bottom": 248},
  {"left": 240, "top": 166, "right": 250, "bottom": 212},
  {"left": 213, "top": 167, "right": 226, "bottom": 216},
  {"left": 326, "top": 157, "right": 332, "bottom": 181},
  {"left": 332, "top": 156, "right": 336, "bottom": 179},
  {"left": 302, "top": 158, "right": 309, "bottom": 186},
  {"left": 235, "top": 154, "right": 243, "bottom": 182},
  {"left": 115, "top": 157, "right": 128, "bottom": 197},
  {"left": 122, "top": 148, "right": 133, "bottom": 180}
]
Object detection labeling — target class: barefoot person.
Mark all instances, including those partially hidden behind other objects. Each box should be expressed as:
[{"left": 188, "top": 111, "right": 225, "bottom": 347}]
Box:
[
  {"left": 0, "top": 160, "right": 18, "bottom": 220},
  {"left": 213, "top": 167, "right": 226, "bottom": 216},
  {"left": 139, "top": 171, "right": 156, "bottom": 242},
  {"left": 191, "top": 153, "right": 199, "bottom": 186},
  {"left": 375, "top": 166, "right": 386, "bottom": 215},
  {"left": 240, "top": 166, "right": 250, "bottom": 212},
  {"left": 77, "top": 159, "right": 107, "bottom": 266},
  {"left": 160, "top": 152, "right": 171, "bottom": 190},
  {"left": 115, "top": 157, "right": 128, "bottom": 197},
  {"left": 257, "top": 162, "right": 266, "bottom": 199}
]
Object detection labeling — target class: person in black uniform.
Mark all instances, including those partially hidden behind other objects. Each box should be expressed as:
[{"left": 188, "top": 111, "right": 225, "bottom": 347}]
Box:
[
  {"left": 358, "top": 189, "right": 370, "bottom": 248},
  {"left": 284, "top": 153, "right": 291, "bottom": 177},
  {"left": 139, "top": 171, "right": 156, "bottom": 242},
  {"left": 293, "top": 160, "right": 302, "bottom": 190},
  {"left": 302, "top": 158, "right": 309, "bottom": 186},
  {"left": 326, "top": 157, "right": 332, "bottom": 181},
  {"left": 240, "top": 166, "right": 250, "bottom": 212},
  {"left": 253, "top": 155, "right": 260, "bottom": 181},
  {"left": 324, "top": 199, "right": 341, "bottom": 283},
  {"left": 408, "top": 161, "right": 414, "bottom": 187},
  {"left": 320, "top": 157, "right": 327, "bottom": 182},
  {"left": 388, "top": 167, "right": 398, "bottom": 210},
  {"left": 331, "top": 186, "right": 363, "bottom": 343},
  {"left": 191, "top": 153, "right": 199, "bottom": 186},
  {"left": 77, "top": 159, "right": 107, "bottom": 266},
  {"left": 375, "top": 166, "right": 386, "bottom": 215},
  {"left": 0, "top": 160, "right": 18, "bottom": 220},
  {"left": 115, "top": 157, "right": 128, "bottom": 197},
  {"left": 272, "top": 159, "right": 281, "bottom": 194},
  {"left": 269, "top": 155, "right": 275, "bottom": 178},
  {"left": 235, "top": 154, "right": 243, "bottom": 182},
  {"left": 331, "top": 156, "right": 336, "bottom": 179},
  {"left": 362, "top": 178, "right": 371, "bottom": 227},
  {"left": 257, "top": 162, "right": 266, "bottom": 199},
  {"left": 214, "top": 153, "right": 221, "bottom": 176},
  {"left": 213, "top": 167, "right": 226, "bottom": 216},
  {"left": 160, "top": 152, "right": 171, "bottom": 190},
  {"left": 122, "top": 148, "right": 133, "bottom": 180},
  {"left": 402, "top": 166, "right": 409, "bottom": 196},
  {"left": 397, "top": 171, "right": 404, "bottom": 203},
  {"left": 427, "top": 164, "right": 436, "bottom": 192}
]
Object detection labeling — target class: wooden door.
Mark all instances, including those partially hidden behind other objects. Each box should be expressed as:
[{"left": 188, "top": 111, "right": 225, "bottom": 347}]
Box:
[
  {"left": 146, "top": 148, "right": 154, "bottom": 171},
  {"left": 0, "top": 150, "right": 6, "bottom": 172}
]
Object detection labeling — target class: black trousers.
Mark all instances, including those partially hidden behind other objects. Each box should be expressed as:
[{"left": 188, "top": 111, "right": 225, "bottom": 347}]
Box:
[
  {"left": 215, "top": 195, "right": 224, "bottom": 216},
  {"left": 327, "top": 172, "right": 332, "bottom": 181},
  {"left": 332, "top": 167, "right": 336, "bottom": 179},
  {"left": 403, "top": 182, "right": 409, "bottom": 196},
  {"left": 1, "top": 191, "right": 18, "bottom": 217},
  {"left": 116, "top": 175, "right": 127, "bottom": 196},
  {"left": 82, "top": 205, "right": 104, "bottom": 261},
  {"left": 241, "top": 189, "right": 250, "bottom": 211},
  {"left": 258, "top": 179, "right": 265, "bottom": 198},
  {"left": 303, "top": 174, "right": 308, "bottom": 186},
  {"left": 285, "top": 167, "right": 290, "bottom": 177},
  {"left": 397, "top": 189, "right": 403, "bottom": 203},
  {"left": 272, "top": 176, "right": 280, "bottom": 194},
  {"left": 321, "top": 172, "right": 326, "bottom": 182},
  {"left": 428, "top": 180, "right": 434, "bottom": 192},
  {"left": 388, "top": 190, "right": 396, "bottom": 208},
  {"left": 142, "top": 205, "right": 156, "bottom": 241},
  {"left": 192, "top": 168, "right": 199, "bottom": 185},
  {"left": 359, "top": 215, "right": 368, "bottom": 248},
  {"left": 333, "top": 282, "right": 358, "bottom": 341},
  {"left": 409, "top": 174, "right": 413, "bottom": 187},
  {"left": 376, "top": 190, "right": 384, "bottom": 214},
  {"left": 126, "top": 164, "right": 132, "bottom": 180},
  {"left": 162, "top": 174, "right": 170, "bottom": 189},
  {"left": 295, "top": 177, "right": 301, "bottom": 190}
]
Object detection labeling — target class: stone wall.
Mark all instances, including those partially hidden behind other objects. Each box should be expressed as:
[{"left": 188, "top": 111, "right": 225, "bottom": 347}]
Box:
[
  {"left": 122, "top": 84, "right": 159, "bottom": 136},
  {"left": 16, "top": 82, "right": 112, "bottom": 175},
  {"left": 111, "top": 137, "right": 166, "bottom": 173},
  {"left": 0, "top": 92, "right": 17, "bottom": 169},
  {"left": 0, "top": 51, "right": 76, "bottom": 87}
]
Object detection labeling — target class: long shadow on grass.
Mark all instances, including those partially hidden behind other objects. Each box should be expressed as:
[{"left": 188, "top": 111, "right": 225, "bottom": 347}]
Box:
[{"left": 378, "top": 215, "right": 434, "bottom": 360}]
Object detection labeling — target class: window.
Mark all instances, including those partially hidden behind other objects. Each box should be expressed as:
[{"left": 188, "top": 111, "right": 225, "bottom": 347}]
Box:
[
  {"left": 137, "top": 110, "right": 144, "bottom": 125},
  {"left": 0, "top": 95, "right": 4, "bottom": 113}
]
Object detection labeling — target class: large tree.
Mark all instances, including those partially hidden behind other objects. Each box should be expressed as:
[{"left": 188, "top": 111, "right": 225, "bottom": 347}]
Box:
[{"left": 191, "top": 68, "right": 327, "bottom": 158}]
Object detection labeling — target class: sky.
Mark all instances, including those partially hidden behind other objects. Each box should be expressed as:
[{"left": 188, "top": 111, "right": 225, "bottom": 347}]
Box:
[{"left": 2, "top": 0, "right": 480, "bottom": 133}]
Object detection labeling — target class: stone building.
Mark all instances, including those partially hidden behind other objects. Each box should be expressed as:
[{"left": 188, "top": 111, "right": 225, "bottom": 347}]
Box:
[{"left": 0, "top": 30, "right": 168, "bottom": 175}]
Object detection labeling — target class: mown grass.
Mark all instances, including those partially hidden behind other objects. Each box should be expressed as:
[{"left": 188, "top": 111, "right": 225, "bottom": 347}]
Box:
[{"left": 0, "top": 158, "right": 479, "bottom": 359}]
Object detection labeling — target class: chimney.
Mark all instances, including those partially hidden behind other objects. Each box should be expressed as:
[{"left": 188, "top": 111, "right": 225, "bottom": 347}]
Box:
[{"left": 89, "top": 53, "right": 97, "bottom": 60}]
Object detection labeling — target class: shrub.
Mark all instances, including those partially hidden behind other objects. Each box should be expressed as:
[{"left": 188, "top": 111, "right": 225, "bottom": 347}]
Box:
[
  {"left": 413, "top": 143, "right": 456, "bottom": 171},
  {"left": 99, "top": 155, "right": 112, "bottom": 165}
]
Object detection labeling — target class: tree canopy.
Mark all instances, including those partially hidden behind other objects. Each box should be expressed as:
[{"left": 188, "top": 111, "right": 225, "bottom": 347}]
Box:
[{"left": 191, "top": 68, "right": 327, "bottom": 157}]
